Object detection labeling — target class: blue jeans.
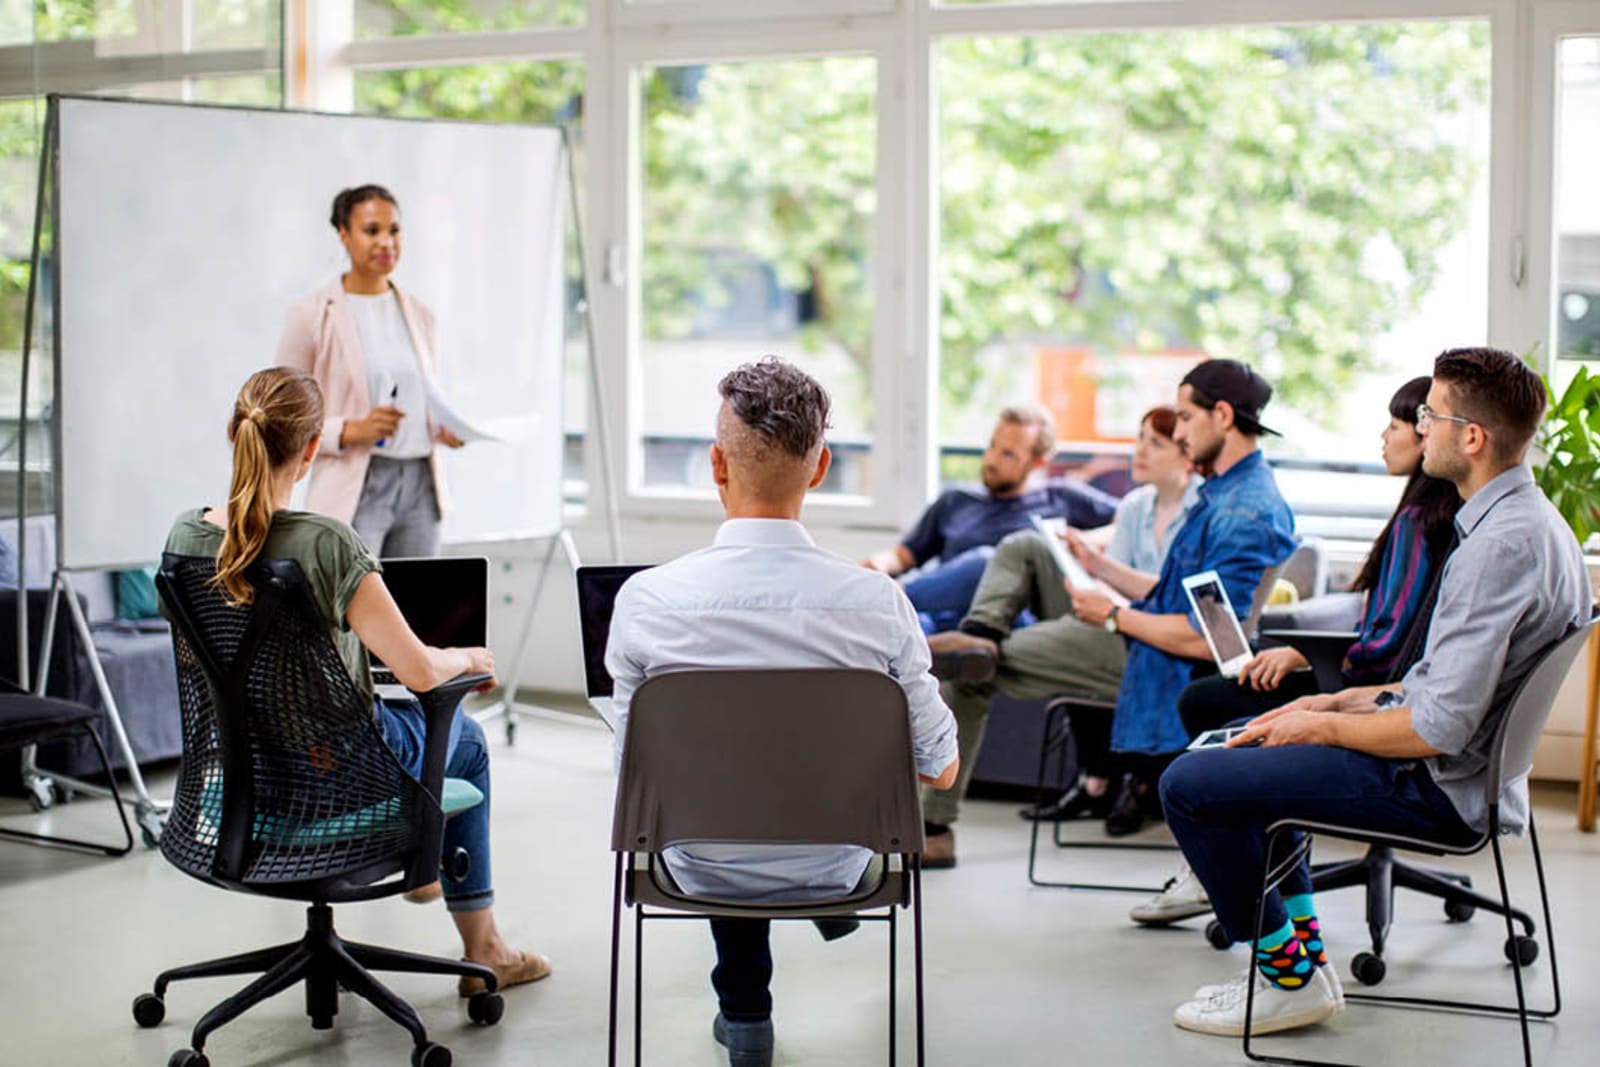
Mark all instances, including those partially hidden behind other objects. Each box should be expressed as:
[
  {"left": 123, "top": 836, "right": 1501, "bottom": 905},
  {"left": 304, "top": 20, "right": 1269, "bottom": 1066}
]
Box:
[
  {"left": 904, "top": 547, "right": 995, "bottom": 635},
  {"left": 376, "top": 698, "right": 494, "bottom": 913},
  {"left": 1160, "top": 744, "right": 1476, "bottom": 944}
]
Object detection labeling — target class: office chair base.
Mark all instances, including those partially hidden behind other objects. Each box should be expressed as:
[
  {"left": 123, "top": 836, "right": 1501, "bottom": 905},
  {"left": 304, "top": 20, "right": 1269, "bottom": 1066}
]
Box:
[{"left": 137, "top": 903, "right": 498, "bottom": 1059}]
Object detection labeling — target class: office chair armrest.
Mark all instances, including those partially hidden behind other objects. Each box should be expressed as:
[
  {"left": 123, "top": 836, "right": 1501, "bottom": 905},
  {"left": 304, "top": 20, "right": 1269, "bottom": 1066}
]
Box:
[{"left": 411, "top": 672, "right": 494, "bottom": 799}]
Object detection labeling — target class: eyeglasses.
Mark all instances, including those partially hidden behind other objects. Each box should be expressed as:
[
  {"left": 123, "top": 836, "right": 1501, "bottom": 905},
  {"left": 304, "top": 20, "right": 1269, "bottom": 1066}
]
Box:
[{"left": 1416, "top": 403, "right": 1473, "bottom": 430}]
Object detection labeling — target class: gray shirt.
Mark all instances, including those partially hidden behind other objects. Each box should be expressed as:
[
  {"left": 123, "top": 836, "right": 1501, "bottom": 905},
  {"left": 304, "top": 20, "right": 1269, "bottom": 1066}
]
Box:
[{"left": 1402, "top": 464, "right": 1591, "bottom": 835}]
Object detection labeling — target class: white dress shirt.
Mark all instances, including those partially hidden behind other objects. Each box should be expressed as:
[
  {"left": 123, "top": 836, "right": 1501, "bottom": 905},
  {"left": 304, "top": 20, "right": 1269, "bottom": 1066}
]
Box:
[
  {"left": 346, "top": 290, "right": 432, "bottom": 459},
  {"left": 602, "top": 518, "right": 959, "bottom": 903}
]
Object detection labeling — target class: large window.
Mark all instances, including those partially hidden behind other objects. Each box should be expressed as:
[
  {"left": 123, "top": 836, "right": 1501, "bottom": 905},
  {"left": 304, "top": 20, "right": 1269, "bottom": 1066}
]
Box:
[
  {"left": 355, "top": 0, "right": 586, "bottom": 37},
  {"left": 637, "top": 56, "right": 878, "bottom": 496},
  {"left": 938, "top": 22, "right": 1490, "bottom": 530},
  {"left": 1554, "top": 36, "right": 1600, "bottom": 375}
]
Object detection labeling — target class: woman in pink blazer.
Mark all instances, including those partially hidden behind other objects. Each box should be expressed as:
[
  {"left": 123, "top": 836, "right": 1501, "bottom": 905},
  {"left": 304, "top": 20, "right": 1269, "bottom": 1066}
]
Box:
[{"left": 277, "top": 184, "right": 464, "bottom": 556}]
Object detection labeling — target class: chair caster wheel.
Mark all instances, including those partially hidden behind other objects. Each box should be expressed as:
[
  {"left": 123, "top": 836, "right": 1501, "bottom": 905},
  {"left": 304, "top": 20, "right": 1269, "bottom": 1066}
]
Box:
[
  {"left": 168, "top": 1050, "right": 209, "bottom": 1067},
  {"left": 1205, "top": 919, "right": 1232, "bottom": 950},
  {"left": 468, "top": 990, "right": 504, "bottom": 1025},
  {"left": 1505, "top": 936, "right": 1539, "bottom": 966},
  {"left": 132, "top": 992, "right": 166, "bottom": 1027},
  {"left": 412, "top": 1042, "right": 452, "bottom": 1067},
  {"left": 1351, "top": 951, "right": 1387, "bottom": 986},
  {"left": 1444, "top": 899, "right": 1476, "bottom": 922}
]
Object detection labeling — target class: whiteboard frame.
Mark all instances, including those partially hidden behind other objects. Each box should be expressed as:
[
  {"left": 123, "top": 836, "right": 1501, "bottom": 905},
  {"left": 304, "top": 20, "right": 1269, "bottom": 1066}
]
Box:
[{"left": 38, "top": 92, "right": 608, "bottom": 571}]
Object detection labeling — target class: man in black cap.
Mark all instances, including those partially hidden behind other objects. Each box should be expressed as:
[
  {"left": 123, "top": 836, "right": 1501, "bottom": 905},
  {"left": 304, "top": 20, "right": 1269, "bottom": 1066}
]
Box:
[{"left": 920, "top": 359, "right": 1297, "bottom": 867}]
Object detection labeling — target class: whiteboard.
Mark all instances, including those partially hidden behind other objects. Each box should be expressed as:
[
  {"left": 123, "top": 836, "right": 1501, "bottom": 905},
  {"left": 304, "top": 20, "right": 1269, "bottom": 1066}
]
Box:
[{"left": 54, "top": 96, "right": 568, "bottom": 570}]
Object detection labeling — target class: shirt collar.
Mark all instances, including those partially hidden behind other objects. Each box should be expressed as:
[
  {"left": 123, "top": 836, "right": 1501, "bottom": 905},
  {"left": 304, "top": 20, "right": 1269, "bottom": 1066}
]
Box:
[
  {"left": 1199, "top": 448, "right": 1264, "bottom": 500},
  {"left": 1453, "top": 464, "right": 1535, "bottom": 540},
  {"left": 713, "top": 518, "right": 817, "bottom": 548}
]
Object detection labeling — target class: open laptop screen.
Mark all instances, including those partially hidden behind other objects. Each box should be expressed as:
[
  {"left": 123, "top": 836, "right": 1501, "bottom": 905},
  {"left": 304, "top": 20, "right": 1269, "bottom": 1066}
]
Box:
[
  {"left": 370, "top": 557, "right": 489, "bottom": 672},
  {"left": 576, "top": 564, "right": 653, "bottom": 699}
]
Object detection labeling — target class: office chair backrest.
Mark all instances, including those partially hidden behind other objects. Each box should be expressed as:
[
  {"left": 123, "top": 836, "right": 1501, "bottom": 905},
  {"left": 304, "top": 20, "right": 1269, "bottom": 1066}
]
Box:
[
  {"left": 1242, "top": 562, "right": 1286, "bottom": 640},
  {"left": 611, "top": 669, "right": 924, "bottom": 856},
  {"left": 1485, "top": 615, "right": 1600, "bottom": 809},
  {"left": 157, "top": 552, "right": 423, "bottom": 889}
]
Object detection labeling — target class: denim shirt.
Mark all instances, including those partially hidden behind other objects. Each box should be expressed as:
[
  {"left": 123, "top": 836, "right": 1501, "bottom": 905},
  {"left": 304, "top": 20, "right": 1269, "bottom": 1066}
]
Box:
[{"left": 1111, "top": 450, "right": 1298, "bottom": 755}]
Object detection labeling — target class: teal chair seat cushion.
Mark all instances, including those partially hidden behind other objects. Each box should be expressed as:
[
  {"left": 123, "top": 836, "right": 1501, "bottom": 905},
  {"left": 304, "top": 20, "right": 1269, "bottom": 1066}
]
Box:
[{"left": 198, "top": 777, "right": 483, "bottom": 847}]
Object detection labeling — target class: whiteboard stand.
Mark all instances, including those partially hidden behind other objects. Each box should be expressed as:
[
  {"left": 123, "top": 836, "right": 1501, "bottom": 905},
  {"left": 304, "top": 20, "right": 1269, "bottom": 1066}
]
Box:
[
  {"left": 472, "top": 528, "right": 583, "bottom": 745},
  {"left": 474, "top": 131, "right": 623, "bottom": 744},
  {"left": 14, "top": 101, "right": 168, "bottom": 846}
]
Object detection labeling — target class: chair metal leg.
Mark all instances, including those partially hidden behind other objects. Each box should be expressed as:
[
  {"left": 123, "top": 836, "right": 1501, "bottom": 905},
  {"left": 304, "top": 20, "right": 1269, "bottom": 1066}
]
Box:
[
  {"left": 342, "top": 938, "right": 497, "bottom": 988},
  {"left": 608, "top": 852, "right": 624, "bottom": 1067},
  {"left": 1026, "top": 701, "right": 1171, "bottom": 893},
  {"left": 634, "top": 895, "right": 645, "bottom": 1067},
  {"left": 1364, "top": 846, "right": 1392, "bottom": 959},
  {"left": 913, "top": 862, "right": 927, "bottom": 1067},
  {"left": 1527, "top": 817, "right": 1561, "bottom": 1018},
  {"left": 1491, "top": 831, "right": 1533, "bottom": 1067},
  {"left": 888, "top": 896, "right": 897, "bottom": 1066},
  {"left": 188, "top": 945, "right": 312, "bottom": 1052},
  {"left": 328, "top": 939, "right": 429, "bottom": 1049},
  {"left": 154, "top": 940, "right": 303, "bottom": 995},
  {"left": 0, "top": 724, "right": 134, "bottom": 856}
]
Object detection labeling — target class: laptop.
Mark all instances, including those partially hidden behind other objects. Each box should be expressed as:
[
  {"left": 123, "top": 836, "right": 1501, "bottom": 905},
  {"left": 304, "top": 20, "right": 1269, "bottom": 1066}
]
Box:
[
  {"left": 1181, "top": 569, "right": 1253, "bottom": 678},
  {"left": 370, "top": 556, "right": 490, "bottom": 688},
  {"left": 575, "top": 564, "right": 653, "bottom": 699}
]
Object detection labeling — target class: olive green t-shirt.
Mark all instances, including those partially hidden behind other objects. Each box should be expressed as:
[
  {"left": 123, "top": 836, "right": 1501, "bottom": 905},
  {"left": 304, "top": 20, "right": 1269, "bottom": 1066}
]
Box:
[{"left": 162, "top": 508, "right": 382, "bottom": 700}]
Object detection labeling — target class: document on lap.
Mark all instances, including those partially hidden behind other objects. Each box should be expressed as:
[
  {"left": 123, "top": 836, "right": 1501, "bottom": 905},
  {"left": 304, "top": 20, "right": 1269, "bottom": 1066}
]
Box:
[{"left": 1030, "top": 514, "right": 1129, "bottom": 606}]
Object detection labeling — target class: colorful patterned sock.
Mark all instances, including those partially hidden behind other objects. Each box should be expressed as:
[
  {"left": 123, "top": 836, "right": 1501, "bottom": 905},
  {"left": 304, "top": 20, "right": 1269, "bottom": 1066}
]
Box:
[
  {"left": 1284, "top": 894, "right": 1328, "bottom": 968},
  {"left": 1255, "top": 920, "right": 1315, "bottom": 990}
]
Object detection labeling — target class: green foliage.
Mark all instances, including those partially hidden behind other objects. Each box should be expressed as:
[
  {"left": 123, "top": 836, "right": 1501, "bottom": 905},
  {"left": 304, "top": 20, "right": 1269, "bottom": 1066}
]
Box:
[
  {"left": 354, "top": 0, "right": 584, "bottom": 37},
  {"left": 1534, "top": 366, "right": 1600, "bottom": 546}
]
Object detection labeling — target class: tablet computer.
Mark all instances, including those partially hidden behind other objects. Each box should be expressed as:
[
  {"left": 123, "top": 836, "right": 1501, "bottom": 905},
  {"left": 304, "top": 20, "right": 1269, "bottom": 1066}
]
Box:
[{"left": 1181, "top": 569, "right": 1253, "bottom": 678}]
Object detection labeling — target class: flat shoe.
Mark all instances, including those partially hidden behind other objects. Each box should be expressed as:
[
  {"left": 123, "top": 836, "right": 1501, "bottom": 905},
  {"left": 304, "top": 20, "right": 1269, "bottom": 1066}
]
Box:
[
  {"left": 402, "top": 881, "right": 443, "bottom": 904},
  {"left": 458, "top": 950, "right": 553, "bottom": 997}
]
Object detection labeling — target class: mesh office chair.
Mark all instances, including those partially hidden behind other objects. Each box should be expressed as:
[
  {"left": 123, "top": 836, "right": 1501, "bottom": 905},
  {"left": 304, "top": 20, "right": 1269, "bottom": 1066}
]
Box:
[
  {"left": 1239, "top": 614, "right": 1596, "bottom": 1067},
  {"left": 131, "top": 553, "right": 498, "bottom": 1067},
  {"left": 1027, "top": 563, "right": 1285, "bottom": 892},
  {"left": 608, "top": 669, "right": 929, "bottom": 1067}
]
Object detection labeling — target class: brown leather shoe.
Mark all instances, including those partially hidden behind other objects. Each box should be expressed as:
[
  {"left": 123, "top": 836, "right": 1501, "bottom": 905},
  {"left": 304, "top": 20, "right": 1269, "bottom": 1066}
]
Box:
[
  {"left": 458, "top": 951, "right": 553, "bottom": 997},
  {"left": 922, "top": 829, "right": 956, "bottom": 869}
]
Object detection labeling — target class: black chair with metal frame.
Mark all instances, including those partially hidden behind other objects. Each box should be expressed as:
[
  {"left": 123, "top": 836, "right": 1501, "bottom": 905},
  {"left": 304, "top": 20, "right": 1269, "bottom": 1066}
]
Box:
[
  {"left": 608, "top": 668, "right": 929, "bottom": 1067},
  {"left": 0, "top": 679, "right": 133, "bottom": 856},
  {"left": 1025, "top": 564, "right": 1286, "bottom": 893},
  {"left": 131, "top": 552, "right": 498, "bottom": 1067},
  {"left": 1239, "top": 615, "right": 1597, "bottom": 1067}
]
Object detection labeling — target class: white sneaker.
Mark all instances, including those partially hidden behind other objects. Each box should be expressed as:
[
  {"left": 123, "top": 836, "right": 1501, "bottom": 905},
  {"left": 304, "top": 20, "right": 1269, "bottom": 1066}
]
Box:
[
  {"left": 1174, "top": 965, "right": 1343, "bottom": 1037},
  {"left": 1130, "top": 866, "right": 1212, "bottom": 925},
  {"left": 1193, "top": 963, "right": 1345, "bottom": 1009}
]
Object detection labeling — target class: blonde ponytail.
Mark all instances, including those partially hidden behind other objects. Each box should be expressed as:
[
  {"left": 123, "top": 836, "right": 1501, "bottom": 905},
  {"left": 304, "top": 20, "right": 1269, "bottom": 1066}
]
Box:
[{"left": 212, "top": 369, "right": 325, "bottom": 606}]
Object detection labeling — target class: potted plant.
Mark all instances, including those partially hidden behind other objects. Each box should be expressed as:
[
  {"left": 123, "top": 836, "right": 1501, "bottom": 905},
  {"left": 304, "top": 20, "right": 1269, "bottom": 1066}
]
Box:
[{"left": 1533, "top": 364, "right": 1600, "bottom": 559}]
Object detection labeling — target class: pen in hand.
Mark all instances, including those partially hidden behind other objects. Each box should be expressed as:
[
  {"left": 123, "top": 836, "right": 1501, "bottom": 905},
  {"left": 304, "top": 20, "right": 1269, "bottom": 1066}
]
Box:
[{"left": 376, "top": 383, "right": 398, "bottom": 448}]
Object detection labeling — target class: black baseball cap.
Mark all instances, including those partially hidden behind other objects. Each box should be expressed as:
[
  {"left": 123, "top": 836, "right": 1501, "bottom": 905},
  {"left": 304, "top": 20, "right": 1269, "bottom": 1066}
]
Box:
[{"left": 1180, "top": 359, "right": 1280, "bottom": 437}]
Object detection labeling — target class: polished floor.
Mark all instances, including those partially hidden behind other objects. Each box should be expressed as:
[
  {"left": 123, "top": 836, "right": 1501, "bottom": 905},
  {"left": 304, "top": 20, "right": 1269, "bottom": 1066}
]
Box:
[{"left": 3, "top": 708, "right": 1597, "bottom": 1067}]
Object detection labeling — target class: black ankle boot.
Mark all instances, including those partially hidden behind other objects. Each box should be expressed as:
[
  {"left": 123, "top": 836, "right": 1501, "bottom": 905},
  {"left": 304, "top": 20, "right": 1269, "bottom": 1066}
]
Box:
[
  {"left": 1103, "top": 773, "right": 1146, "bottom": 837},
  {"left": 1018, "top": 778, "right": 1114, "bottom": 822}
]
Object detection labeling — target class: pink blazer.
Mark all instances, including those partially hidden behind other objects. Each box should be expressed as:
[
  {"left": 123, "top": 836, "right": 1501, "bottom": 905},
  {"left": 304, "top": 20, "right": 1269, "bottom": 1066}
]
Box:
[{"left": 275, "top": 277, "right": 449, "bottom": 524}]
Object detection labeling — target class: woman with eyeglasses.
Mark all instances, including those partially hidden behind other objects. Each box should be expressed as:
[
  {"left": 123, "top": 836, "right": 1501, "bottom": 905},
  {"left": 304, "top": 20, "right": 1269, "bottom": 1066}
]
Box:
[{"left": 1127, "top": 375, "right": 1462, "bottom": 927}]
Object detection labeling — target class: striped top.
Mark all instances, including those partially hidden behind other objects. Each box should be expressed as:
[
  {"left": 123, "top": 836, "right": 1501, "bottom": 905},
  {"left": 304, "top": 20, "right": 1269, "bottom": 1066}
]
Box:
[{"left": 1344, "top": 505, "right": 1438, "bottom": 683}]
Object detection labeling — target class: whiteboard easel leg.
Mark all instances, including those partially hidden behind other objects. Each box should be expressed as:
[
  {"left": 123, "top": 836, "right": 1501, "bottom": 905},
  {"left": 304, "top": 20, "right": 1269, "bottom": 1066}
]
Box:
[{"left": 475, "top": 529, "right": 583, "bottom": 745}]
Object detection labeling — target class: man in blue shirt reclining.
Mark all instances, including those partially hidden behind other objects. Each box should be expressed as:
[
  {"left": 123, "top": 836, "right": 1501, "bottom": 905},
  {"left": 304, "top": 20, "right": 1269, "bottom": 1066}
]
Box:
[{"left": 862, "top": 404, "right": 1116, "bottom": 634}]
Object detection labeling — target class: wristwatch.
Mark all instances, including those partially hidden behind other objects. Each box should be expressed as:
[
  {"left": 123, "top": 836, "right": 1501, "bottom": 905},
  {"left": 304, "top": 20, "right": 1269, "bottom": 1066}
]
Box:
[{"left": 1103, "top": 605, "right": 1120, "bottom": 633}]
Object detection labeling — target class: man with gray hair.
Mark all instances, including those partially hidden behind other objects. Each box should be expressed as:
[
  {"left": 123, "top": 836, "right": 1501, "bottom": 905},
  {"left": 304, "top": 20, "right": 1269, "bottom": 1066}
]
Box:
[{"left": 606, "top": 357, "right": 959, "bottom": 1067}]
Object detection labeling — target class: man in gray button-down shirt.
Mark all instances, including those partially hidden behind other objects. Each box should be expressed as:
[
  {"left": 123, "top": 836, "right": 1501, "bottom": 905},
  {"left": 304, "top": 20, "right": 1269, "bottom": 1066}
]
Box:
[{"left": 1158, "top": 347, "right": 1592, "bottom": 1041}]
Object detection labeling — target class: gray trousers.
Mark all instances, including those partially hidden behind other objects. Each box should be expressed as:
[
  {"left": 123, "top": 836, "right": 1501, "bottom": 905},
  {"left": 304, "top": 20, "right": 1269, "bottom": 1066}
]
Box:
[
  {"left": 352, "top": 455, "right": 441, "bottom": 558},
  {"left": 922, "top": 530, "right": 1126, "bottom": 827}
]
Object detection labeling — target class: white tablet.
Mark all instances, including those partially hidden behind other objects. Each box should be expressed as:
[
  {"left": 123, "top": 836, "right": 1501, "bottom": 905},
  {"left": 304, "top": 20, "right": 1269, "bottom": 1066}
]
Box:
[
  {"left": 1181, "top": 569, "right": 1253, "bottom": 678},
  {"left": 1029, "top": 514, "right": 1097, "bottom": 589}
]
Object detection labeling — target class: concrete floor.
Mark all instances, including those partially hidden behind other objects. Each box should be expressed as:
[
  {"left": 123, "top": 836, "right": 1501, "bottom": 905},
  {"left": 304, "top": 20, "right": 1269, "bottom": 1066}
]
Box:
[{"left": 3, "top": 707, "right": 1597, "bottom": 1067}]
